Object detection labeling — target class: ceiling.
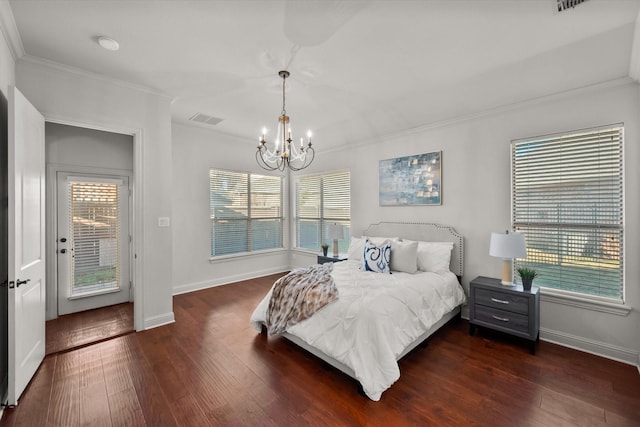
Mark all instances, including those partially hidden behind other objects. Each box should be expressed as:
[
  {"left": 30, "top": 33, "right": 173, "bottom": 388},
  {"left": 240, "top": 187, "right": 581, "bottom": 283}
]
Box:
[{"left": 6, "top": 0, "right": 640, "bottom": 150}]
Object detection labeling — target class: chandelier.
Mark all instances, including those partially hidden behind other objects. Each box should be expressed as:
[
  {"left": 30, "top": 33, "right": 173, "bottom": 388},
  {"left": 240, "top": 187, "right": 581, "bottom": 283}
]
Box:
[{"left": 257, "top": 70, "right": 315, "bottom": 171}]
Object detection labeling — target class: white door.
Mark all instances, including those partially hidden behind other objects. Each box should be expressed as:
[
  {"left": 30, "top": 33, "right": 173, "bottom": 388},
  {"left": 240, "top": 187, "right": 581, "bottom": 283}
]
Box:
[
  {"left": 7, "top": 86, "right": 46, "bottom": 406},
  {"left": 57, "top": 173, "right": 130, "bottom": 315}
]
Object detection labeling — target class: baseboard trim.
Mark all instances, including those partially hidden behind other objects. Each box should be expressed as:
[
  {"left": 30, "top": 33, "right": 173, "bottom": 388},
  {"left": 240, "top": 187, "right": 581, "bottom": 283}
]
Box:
[
  {"left": 143, "top": 311, "right": 175, "bottom": 330},
  {"left": 172, "top": 267, "right": 288, "bottom": 296},
  {"left": 540, "top": 327, "right": 639, "bottom": 367}
]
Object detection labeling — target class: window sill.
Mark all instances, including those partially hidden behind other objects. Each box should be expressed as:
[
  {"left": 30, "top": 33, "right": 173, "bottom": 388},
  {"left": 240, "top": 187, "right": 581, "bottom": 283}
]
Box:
[
  {"left": 292, "top": 248, "right": 322, "bottom": 256},
  {"left": 540, "top": 288, "right": 632, "bottom": 316},
  {"left": 68, "top": 287, "right": 121, "bottom": 300},
  {"left": 291, "top": 248, "right": 349, "bottom": 259},
  {"left": 209, "top": 248, "right": 287, "bottom": 263}
]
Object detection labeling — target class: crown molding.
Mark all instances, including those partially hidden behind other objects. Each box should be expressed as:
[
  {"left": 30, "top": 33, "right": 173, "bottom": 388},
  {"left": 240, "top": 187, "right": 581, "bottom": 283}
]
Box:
[
  {"left": 216, "top": 76, "right": 637, "bottom": 157},
  {"left": 630, "top": 9, "right": 640, "bottom": 82},
  {"left": 380, "top": 77, "right": 637, "bottom": 141},
  {"left": 325, "top": 76, "right": 638, "bottom": 155},
  {"left": 0, "top": 0, "right": 25, "bottom": 60},
  {"left": 18, "top": 54, "right": 175, "bottom": 101}
]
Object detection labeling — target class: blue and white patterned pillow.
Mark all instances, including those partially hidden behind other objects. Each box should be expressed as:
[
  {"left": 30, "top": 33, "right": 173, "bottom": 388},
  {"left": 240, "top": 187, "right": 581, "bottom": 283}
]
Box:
[{"left": 362, "top": 239, "right": 391, "bottom": 274}]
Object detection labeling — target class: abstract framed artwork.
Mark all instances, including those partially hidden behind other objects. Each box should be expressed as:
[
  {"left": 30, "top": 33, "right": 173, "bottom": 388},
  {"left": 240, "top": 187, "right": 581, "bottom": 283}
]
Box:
[{"left": 379, "top": 151, "right": 442, "bottom": 206}]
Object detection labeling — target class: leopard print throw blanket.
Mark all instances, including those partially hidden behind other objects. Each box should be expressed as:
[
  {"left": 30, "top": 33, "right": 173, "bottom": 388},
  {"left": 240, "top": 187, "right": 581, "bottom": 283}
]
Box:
[{"left": 266, "top": 263, "right": 338, "bottom": 335}]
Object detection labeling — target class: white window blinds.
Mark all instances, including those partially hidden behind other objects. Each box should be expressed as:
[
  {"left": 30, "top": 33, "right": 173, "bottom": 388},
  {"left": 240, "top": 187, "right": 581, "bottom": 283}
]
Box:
[
  {"left": 210, "top": 169, "right": 283, "bottom": 257},
  {"left": 69, "top": 181, "right": 120, "bottom": 294},
  {"left": 512, "top": 124, "right": 624, "bottom": 301},
  {"left": 295, "top": 170, "right": 350, "bottom": 252}
]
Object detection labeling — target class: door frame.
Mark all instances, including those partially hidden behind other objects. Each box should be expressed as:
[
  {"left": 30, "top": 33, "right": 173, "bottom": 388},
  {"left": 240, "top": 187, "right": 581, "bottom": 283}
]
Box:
[
  {"left": 51, "top": 167, "right": 133, "bottom": 316},
  {"left": 44, "top": 116, "right": 143, "bottom": 331}
]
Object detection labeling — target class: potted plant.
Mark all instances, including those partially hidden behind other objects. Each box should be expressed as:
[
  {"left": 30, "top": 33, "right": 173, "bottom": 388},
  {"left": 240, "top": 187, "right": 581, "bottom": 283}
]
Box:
[
  {"left": 321, "top": 243, "right": 329, "bottom": 257},
  {"left": 517, "top": 267, "right": 538, "bottom": 291}
]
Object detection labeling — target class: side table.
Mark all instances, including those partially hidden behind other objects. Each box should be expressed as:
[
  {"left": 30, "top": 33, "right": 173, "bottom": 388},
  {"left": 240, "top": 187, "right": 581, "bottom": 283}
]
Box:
[{"left": 469, "top": 276, "right": 540, "bottom": 354}]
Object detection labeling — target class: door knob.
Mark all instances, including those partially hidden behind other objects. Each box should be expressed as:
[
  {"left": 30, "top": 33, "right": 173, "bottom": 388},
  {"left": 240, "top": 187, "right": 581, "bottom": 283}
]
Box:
[
  {"left": 60, "top": 238, "right": 67, "bottom": 242},
  {"left": 16, "top": 279, "right": 30, "bottom": 287},
  {"left": 60, "top": 249, "right": 67, "bottom": 254}
]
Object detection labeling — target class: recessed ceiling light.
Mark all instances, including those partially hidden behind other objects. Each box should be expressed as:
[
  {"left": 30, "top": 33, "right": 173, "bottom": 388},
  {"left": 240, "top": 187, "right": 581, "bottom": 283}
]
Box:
[{"left": 98, "top": 36, "right": 120, "bottom": 51}]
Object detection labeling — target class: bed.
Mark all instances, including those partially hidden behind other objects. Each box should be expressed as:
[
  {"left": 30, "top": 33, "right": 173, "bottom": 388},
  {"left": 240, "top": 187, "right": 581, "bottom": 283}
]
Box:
[{"left": 250, "top": 222, "right": 466, "bottom": 401}]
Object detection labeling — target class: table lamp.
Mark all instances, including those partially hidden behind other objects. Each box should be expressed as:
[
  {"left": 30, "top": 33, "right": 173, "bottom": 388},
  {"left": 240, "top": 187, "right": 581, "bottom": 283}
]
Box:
[
  {"left": 327, "top": 223, "right": 344, "bottom": 258},
  {"left": 489, "top": 231, "right": 527, "bottom": 286}
]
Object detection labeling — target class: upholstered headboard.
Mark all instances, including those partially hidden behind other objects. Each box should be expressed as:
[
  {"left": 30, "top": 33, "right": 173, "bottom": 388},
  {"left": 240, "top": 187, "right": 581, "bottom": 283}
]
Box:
[{"left": 363, "top": 222, "right": 464, "bottom": 279}]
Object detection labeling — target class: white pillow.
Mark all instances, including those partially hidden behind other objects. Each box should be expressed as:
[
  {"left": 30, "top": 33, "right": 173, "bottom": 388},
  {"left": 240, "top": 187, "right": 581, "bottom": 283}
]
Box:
[
  {"left": 348, "top": 236, "right": 399, "bottom": 261},
  {"left": 390, "top": 240, "right": 418, "bottom": 274},
  {"left": 365, "top": 236, "right": 401, "bottom": 245},
  {"left": 347, "top": 236, "right": 367, "bottom": 261},
  {"left": 362, "top": 239, "right": 391, "bottom": 274},
  {"left": 405, "top": 240, "right": 454, "bottom": 273}
]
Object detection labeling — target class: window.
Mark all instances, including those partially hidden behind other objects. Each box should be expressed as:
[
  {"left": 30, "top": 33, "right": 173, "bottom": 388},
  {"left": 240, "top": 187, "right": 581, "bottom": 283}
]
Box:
[
  {"left": 209, "top": 169, "right": 283, "bottom": 257},
  {"left": 68, "top": 179, "right": 122, "bottom": 295},
  {"left": 295, "top": 170, "right": 350, "bottom": 252},
  {"left": 512, "top": 124, "right": 624, "bottom": 301}
]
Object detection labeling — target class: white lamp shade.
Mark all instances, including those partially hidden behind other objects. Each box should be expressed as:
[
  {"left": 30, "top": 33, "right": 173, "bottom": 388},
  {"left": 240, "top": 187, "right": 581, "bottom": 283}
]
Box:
[
  {"left": 489, "top": 232, "right": 527, "bottom": 259},
  {"left": 327, "top": 223, "right": 344, "bottom": 240}
]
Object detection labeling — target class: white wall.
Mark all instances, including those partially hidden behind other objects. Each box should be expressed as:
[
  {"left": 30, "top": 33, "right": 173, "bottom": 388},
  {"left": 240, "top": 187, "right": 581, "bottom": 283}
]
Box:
[
  {"left": 46, "top": 122, "right": 133, "bottom": 169},
  {"left": 171, "top": 123, "right": 289, "bottom": 294},
  {"left": 297, "top": 79, "right": 640, "bottom": 365},
  {"left": 16, "top": 59, "right": 174, "bottom": 330},
  {"left": 44, "top": 123, "right": 133, "bottom": 320},
  {"left": 0, "top": 25, "right": 13, "bottom": 95}
]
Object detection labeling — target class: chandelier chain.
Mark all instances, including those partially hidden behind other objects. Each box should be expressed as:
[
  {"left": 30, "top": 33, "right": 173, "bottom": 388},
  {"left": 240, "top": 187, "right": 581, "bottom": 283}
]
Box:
[{"left": 281, "top": 72, "right": 287, "bottom": 116}]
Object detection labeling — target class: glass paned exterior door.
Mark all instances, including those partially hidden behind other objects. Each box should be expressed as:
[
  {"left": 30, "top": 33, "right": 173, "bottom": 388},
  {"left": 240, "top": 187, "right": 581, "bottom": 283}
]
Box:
[{"left": 57, "top": 172, "right": 130, "bottom": 315}]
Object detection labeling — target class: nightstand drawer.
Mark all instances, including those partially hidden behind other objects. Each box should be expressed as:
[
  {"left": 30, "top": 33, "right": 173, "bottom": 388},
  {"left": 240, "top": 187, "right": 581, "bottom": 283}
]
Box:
[
  {"left": 474, "top": 305, "right": 530, "bottom": 334},
  {"left": 475, "top": 288, "right": 529, "bottom": 315}
]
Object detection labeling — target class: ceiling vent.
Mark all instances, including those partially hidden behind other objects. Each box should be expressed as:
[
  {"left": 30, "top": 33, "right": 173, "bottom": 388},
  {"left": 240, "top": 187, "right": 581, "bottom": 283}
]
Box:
[
  {"left": 188, "top": 112, "right": 224, "bottom": 126},
  {"left": 556, "top": 0, "right": 589, "bottom": 12}
]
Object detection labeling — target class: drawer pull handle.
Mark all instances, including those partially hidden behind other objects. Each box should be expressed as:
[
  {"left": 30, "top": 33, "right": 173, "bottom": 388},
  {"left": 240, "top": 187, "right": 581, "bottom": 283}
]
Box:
[
  {"left": 492, "top": 315, "right": 509, "bottom": 322},
  {"left": 490, "top": 297, "right": 509, "bottom": 305}
]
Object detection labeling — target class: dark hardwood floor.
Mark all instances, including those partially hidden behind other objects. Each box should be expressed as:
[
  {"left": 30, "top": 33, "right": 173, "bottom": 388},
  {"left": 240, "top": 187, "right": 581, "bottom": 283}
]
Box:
[
  {"left": 45, "top": 302, "right": 134, "bottom": 355},
  {"left": 3, "top": 273, "right": 639, "bottom": 426}
]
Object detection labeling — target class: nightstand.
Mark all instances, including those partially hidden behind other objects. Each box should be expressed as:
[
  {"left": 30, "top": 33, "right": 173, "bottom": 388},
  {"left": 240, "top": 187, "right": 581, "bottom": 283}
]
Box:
[
  {"left": 469, "top": 276, "right": 540, "bottom": 355},
  {"left": 317, "top": 255, "right": 347, "bottom": 265}
]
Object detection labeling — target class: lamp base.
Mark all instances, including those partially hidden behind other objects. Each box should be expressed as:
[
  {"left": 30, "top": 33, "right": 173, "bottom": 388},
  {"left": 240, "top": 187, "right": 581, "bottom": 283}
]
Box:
[
  {"left": 501, "top": 259, "right": 515, "bottom": 286},
  {"left": 333, "top": 239, "right": 339, "bottom": 258}
]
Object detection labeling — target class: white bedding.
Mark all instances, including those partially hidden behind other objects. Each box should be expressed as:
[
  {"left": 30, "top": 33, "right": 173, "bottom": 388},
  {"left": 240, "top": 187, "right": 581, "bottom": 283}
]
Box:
[{"left": 250, "top": 260, "right": 466, "bottom": 401}]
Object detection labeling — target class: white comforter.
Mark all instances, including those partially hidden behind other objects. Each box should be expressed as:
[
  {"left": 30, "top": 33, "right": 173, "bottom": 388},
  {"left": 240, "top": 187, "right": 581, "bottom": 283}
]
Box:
[{"left": 250, "top": 260, "right": 466, "bottom": 401}]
